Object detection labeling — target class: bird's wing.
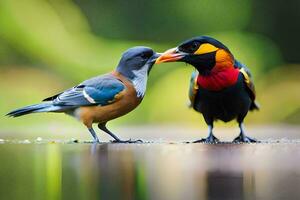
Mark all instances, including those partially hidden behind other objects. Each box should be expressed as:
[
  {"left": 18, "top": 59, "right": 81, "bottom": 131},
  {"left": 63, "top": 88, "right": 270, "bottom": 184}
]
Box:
[
  {"left": 234, "top": 60, "right": 259, "bottom": 110},
  {"left": 44, "top": 74, "right": 125, "bottom": 107},
  {"left": 188, "top": 70, "right": 199, "bottom": 107}
]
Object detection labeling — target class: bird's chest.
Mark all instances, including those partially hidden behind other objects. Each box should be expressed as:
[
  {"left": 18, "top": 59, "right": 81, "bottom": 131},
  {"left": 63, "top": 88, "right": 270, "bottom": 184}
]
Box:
[
  {"left": 112, "top": 87, "right": 142, "bottom": 115},
  {"left": 79, "top": 77, "right": 142, "bottom": 124},
  {"left": 197, "top": 68, "right": 240, "bottom": 91},
  {"left": 194, "top": 74, "right": 250, "bottom": 121},
  {"left": 101, "top": 89, "right": 140, "bottom": 120}
]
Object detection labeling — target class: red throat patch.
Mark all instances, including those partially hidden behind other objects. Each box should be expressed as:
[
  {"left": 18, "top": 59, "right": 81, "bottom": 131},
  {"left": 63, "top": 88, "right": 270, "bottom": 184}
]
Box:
[{"left": 197, "top": 68, "right": 240, "bottom": 91}]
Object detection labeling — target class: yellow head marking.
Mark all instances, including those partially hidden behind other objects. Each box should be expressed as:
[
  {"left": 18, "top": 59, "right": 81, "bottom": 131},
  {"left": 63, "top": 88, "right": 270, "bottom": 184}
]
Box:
[{"left": 194, "top": 43, "right": 219, "bottom": 55}]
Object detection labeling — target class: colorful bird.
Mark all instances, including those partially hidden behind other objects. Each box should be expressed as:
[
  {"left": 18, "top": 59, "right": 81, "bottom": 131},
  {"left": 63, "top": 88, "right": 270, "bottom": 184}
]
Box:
[
  {"left": 156, "top": 36, "right": 259, "bottom": 143},
  {"left": 7, "top": 46, "right": 159, "bottom": 143}
]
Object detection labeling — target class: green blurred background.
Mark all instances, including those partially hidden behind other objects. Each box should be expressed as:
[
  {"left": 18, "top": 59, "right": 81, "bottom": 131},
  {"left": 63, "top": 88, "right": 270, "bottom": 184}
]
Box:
[{"left": 0, "top": 0, "right": 299, "bottom": 138}]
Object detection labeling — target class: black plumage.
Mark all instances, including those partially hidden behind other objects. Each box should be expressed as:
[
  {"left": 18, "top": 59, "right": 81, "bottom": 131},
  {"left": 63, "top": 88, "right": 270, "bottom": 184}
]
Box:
[{"left": 156, "top": 36, "right": 259, "bottom": 143}]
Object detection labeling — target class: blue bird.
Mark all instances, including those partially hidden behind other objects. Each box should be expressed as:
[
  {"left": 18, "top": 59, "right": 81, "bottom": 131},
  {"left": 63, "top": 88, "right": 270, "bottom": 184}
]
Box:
[{"left": 7, "top": 46, "right": 160, "bottom": 143}]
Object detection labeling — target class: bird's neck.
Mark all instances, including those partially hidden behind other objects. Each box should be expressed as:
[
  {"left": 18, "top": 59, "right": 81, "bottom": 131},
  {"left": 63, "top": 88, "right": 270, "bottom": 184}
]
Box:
[
  {"left": 196, "top": 49, "right": 239, "bottom": 91},
  {"left": 131, "top": 68, "right": 148, "bottom": 98},
  {"left": 197, "top": 66, "right": 240, "bottom": 91},
  {"left": 115, "top": 68, "right": 148, "bottom": 98}
]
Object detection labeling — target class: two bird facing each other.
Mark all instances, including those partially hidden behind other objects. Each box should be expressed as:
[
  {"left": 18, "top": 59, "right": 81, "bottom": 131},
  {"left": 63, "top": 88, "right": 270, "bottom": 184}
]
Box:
[
  {"left": 156, "top": 36, "right": 259, "bottom": 143},
  {"left": 7, "top": 47, "right": 159, "bottom": 143},
  {"left": 7, "top": 36, "right": 259, "bottom": 143}
]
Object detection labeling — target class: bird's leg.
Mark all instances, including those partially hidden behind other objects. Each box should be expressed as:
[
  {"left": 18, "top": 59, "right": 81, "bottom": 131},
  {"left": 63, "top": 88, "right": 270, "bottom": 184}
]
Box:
[
  {"left": 88, "top": 127, "right": 100, "bottom": 143},
  {"left": 233, "top": 123, "right": 258, "bottom": 143},
  {"left": 98, "top": 123, "right": 143, "bottom": 143},
  {"left": 193, "top": 125, "right": 219, "bottom": 143}
]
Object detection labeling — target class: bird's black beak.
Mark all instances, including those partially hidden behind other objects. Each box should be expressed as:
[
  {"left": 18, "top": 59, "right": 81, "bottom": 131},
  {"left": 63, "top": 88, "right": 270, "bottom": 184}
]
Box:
[{"left": 155, "top": 48, "right": 187, "bottom": 64}]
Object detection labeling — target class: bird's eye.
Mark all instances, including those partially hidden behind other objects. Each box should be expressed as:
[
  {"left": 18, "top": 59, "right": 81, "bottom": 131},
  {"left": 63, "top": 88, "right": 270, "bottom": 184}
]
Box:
[
  {"left": 190, "top": 42, "right": 199, "bottom": 51},
  {"left": 179, "top": 41, "right": 199, "bottom": 53},
  {"left": 141, "top": 52, "right": 152, "bottom": 60},
  {"left": 140, "top": 53, "right": 148, "bottom": 59}
]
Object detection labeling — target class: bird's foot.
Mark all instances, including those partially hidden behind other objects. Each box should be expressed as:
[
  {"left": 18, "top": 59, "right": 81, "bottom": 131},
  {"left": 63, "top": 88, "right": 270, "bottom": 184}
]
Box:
[
  {"left": 111, "top": 139, "right": 143, "bottom": 144},
  {"left": 92, "top": 139, "right": 100, "bottom": 143},
  {"left": 233, "top": 135, "right": 258, "bottom": 143},
  {"left": 193, "top": 135, "right": 219, "bottom": 144}
]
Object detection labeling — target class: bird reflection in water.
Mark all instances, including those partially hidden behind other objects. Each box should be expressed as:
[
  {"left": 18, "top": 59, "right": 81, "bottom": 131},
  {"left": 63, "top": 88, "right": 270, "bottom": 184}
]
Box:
[{"left": 0, "top": 143, "right": 300, "bottom": 200}]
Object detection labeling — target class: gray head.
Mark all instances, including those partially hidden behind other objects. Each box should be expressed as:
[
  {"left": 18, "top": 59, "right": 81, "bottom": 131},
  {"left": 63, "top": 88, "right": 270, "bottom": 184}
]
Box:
[{"left": 116, "top": 46, "right": 159, "bottom": 80}]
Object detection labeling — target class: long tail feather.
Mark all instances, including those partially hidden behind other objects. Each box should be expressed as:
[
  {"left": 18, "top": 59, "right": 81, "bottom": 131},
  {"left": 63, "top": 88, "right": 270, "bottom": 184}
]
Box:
[
  {"left": 250, "top": 101, "right": 260, "bottom": 111},
  {"left": 6, "top": 102, "right": 64, "bottom": 117}
]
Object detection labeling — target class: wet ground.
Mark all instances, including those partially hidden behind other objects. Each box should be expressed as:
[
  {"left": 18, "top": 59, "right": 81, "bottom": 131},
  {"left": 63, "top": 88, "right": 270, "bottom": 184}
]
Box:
[{"left": 0, "top": 140, "right": 300, "bottom": 200}]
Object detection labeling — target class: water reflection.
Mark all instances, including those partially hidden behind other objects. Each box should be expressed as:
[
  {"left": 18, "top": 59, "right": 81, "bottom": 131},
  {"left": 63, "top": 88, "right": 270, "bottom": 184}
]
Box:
[{"left": 0, "top": 143, "right": 300, "bottom": 200}]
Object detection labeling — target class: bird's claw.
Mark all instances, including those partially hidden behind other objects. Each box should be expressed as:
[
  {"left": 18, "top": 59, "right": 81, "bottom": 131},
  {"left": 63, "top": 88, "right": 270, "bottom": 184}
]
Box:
[
  {"left": 193, "top": 135, "right": 219, "bottom": 144},
  {"left": 111, "top": 139, "right": 143, "bottom": 143},
  {"left": 233, "top": 135, "right": 258, "bottom": 143},
  {"left": 92, "top": 139, "right": 100, "bottom": 143}
]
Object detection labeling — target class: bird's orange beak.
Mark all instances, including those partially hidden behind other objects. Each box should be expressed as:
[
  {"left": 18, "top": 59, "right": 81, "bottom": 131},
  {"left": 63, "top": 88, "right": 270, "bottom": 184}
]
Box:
[{"left": 155, "top": 48, "right": 184, "bottom": 64}]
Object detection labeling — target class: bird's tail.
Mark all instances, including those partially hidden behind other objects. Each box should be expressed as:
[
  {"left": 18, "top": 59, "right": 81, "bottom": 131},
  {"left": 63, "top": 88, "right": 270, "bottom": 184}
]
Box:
[
  {"left": 6, "top": 102, "right": 65, "bottom": 117},
  {"left": 250, "top": 101, "right": 260, "bottom": 111}
]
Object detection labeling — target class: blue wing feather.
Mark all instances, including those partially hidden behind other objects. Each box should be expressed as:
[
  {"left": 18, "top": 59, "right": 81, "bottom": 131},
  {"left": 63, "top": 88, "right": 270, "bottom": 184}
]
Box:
[
  {"left": 84, "top": 85, "right": 123, "bottom": 105},
  {"left": 52, "top": 74, "right": 125, "bottom": 107},
  {"left": 7, "top": 74, "right": 125, "bottom": 117}
]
